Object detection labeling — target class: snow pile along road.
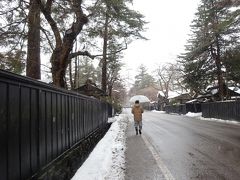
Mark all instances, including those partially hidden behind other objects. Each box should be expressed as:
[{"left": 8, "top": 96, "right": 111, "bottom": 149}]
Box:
[
  {"left": 152, "top": 110, "right": 166, "bottom": 114},
  {"left": 185, "top": 112, "right": 240, "bottom": 125},
  {"left": 198, "top": 116, "right": 240, "bottom": 125},
  {"left": 71, "top": 113, "right": 129, "bottom": 180},
  {"left": 185, "top": 112, "right": 202, "bottom": 117}
]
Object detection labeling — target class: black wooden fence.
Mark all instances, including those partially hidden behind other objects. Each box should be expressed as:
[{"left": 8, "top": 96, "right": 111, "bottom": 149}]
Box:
[
  {"left": 202, "top": 101, "right": 240, "bottom": 121},
  {"left": 0, "top": 70, "right": 109, "bottom": 180},
  {"left": 165, "top": 103, "right": 202, "bottom": 114},
  {"left": 165, "top": 101, "right": 240, "bottom": 122},
  {"left": 165, "top": 104, "right": 186, "bottom": 114}
]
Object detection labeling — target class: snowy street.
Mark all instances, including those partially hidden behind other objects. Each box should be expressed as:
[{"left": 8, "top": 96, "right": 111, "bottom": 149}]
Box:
[{"left": 72, "top": 109, "right": 240, "bottom": 180}]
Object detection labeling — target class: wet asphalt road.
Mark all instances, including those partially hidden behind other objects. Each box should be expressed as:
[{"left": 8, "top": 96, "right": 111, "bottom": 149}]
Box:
[{"left": 125, "top": 111, "right": 240, "bottom": 180}]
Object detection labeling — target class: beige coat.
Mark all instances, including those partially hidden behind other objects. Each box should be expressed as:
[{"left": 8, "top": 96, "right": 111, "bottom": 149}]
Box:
[{"left": 131, "top": 104, "right": 144, "bottom": 121}]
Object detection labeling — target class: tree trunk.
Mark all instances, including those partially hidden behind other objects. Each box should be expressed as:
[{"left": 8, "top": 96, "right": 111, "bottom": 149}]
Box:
[
  {"left": 51, "top": 25, "right": 85, "bottom": 88},
  {"left": 102, "top": 13, "right": 109, "bottom": 93},
  {"left": 51, "top": 48, "right": 65, "bottom": 87},
  {"left": 51, "top": 44, "right": 72, "bottom": 88},
  {"left": 26, "top": 0, "right": 41, "bottom": 79},
  {"left": 74, "top": 57, "right": 78, "bottom": 88},
  {"left": 69, "top": 61, "right": 74, "bottom": 89},
  {"left": 215, "top": 36, "right": 224, "bottom": 100},
  {"left": 210, "top": 0, "right": 224, "bottom": 100},
  {"left": 37, "top": 0, "right": 88, "bottom": 88},
  {"left": 108, "top": 85, "right": 112, "bottom": 97}
]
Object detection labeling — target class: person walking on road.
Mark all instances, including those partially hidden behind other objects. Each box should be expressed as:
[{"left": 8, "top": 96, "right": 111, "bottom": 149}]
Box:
[{"left": 131, "top": 100, "right": 144, "bottom": 135}]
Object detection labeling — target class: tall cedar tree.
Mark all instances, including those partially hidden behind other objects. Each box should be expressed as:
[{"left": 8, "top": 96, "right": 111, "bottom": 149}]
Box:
[
  {"left": 106, "top": 40, "right": 123, "bottom": 97},
  {"left": 180, "top": 0, "right": 240, "bottom": 98},
  {"left": 87, "top": 0, "right": 146, "bottom": 93},
  {"left": 134, "top": 64, "right": 155, "bottom": 90},
  {"left": 223, "top": 46, "right": 240, "bottom": 84},
  {"left": 26, "top": 0, "right": 41, "bottom": 79}
]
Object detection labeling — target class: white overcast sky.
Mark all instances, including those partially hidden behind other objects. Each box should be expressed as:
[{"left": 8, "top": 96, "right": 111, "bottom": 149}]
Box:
[{"left": 121, "top": 0, "right": 200, "bottom": 85}]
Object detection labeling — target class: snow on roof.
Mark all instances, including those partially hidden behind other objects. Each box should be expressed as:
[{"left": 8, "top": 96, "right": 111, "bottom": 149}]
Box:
[
  {"left": 211, "top": 89, "right": 218, "bottom": 95},
  {"left": 168, "top": 91, "right": 181, "bottom": 99},
  {"left": 228, "top": 87, "right": 240, "bottom": 94},
  {"left": 157, "top": 91, "right": 165, "bottom": 97},
  {"left": 206, "top": 85, "right": 240, "bottom": 94},
  {"left": 206, "top": 85, "right": 214, "bottom": 90},
  {"left": 208, "top": 86, "right": 240, "bottom": 95},
  {"left": 158, "top": 90, "right": 189, "bottom": 99},
  {"left": 158, "top": 91, "right": 180, "bottom": 98},
  {"left": 150, "top": 101, "right": 157, "bottom": 104},
  {"left": 235, "top": 89, "right": 240, "bottom": 94},
  {"left": 129, "top": 95, "right": 150, "bottom": 103},
  {"left": 228, "top": 87, "right": 235, "bottom": 91},
  {"left": 186, "top": 99, "right": 198, "bottom": 103}
]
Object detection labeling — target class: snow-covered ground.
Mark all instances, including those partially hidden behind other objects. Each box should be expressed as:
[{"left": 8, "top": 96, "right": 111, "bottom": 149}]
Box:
[
  {"left": 185, "top": 112, "right": 240, "bottom": 125},
  {"left": 71, "top": 110, "right": 130, "bottom": 180},
  {"left": 185, "top": 112, "right": 202, "bottom": 117},
  {"left": 153, "top": 110, "right": 240, "bottom": 125},
  {"left": 151, "top": 110, "right": 166, "bottom": 114},
  {"left": 72, "top": 109, "right": 240, "bottom": 180}
]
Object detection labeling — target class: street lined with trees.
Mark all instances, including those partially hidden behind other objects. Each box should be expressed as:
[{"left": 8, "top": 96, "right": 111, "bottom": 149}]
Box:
[
  {"left": 0, "top": 0, "right": 240, "bottom": 103},
  {"left": 0, "top": 0, "right": 146, "bottom": 102}
]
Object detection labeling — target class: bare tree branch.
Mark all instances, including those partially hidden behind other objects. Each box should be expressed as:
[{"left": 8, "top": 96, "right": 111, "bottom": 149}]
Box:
[
  {"left": 69, "top": 42, "right": 128, "bottom": 61},
  {"left": 69, "top": 50, "right": 95, "bottom": 59},
  {"left": 40, "top": 26, "right": 54, "bottom": 50},
  {"left": 36, "top": 0, "right": 62, "bottom": 47}
]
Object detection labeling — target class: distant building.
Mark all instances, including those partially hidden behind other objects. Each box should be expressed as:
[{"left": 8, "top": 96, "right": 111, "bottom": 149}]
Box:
[
  {"left": 157, "top": 91, "right": 168, "bottom": 111},
  {"left": 157, "top": 91, "right": 191, "bottom": 110},
  {"left": 75, "top": 79, "right": 106, "bottom": 99},
  {"left": 150, "top": 101, "right": 158, "bottom": 110},
  {"left": 168, "top": 93, "right": 192, "bottom": 105},
  {"left": 197, "top": 85, "right": 240, "bottom": 102}
]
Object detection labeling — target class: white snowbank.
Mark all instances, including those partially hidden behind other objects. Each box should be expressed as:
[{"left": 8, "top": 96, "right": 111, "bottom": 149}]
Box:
[
  {"left": 152, "top": 110, "right": 166, "bottom": 114},
  {"left": 185, "top": 112, "right": 202, "bottom": 117},
  {"left": 71, "top": 113, "right": 129, "bottom": 180},
  {"left": 185, "top": 112, "right": 240, "bottom": 125},
  {"left": 198, "top": 116, "right": 240, "bottom": 125}
]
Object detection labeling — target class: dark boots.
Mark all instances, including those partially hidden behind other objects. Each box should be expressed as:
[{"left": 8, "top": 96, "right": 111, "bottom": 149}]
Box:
[
  {"left": 135, "top": 128, "right": 138, "bottom": 135},
  {"left": 135, "top": 128, "right": 142, "bottom": 135}
]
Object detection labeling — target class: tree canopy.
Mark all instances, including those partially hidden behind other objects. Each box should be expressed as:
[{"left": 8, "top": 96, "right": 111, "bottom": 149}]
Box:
[
  {"left": 179, "top": 0, "right": 240, "bottom": 98},
  {"left": 0, "top": 0, "right": 147, "bottom": 98}
]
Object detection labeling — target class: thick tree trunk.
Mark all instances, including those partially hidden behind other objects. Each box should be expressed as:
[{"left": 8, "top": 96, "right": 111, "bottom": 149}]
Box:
[
  {"left": 26, "top": 0, "right": 41, "bottom": 79},
  {"left": 74, "top": 58, "right": 78, "bottom": 88},
  {"left": 215, "top": 37, "right": 224, "bottom": 100},
  {"left": 51, "top": 42, "right": 72, "bottom": 88},
  {"left": 211, "top": 44, "right": 224, "bottom": 100},
  {"left": 108, "top": 85, "right": 112, "bottom": 97},
  {"left": 69, "top": 61, "right": 74, "bottom": 89},
  {"left": 37, "top": 0, "right": 88, "bottom": 88},
  {"left": 102, "top": 13, "right": 109, "bottom": 93},
  {"left": 210, "top": 0, "right": 224, "bottom": 100},
  {"left": 51, "top": 23, "right": 86, "bottom": 88},
  {"left": 215, "top": 58, "right": 224, "bottom": 100}
]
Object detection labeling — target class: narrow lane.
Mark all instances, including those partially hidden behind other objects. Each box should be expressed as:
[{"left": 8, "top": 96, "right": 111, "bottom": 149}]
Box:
[{"left": 140, "top": 111, "right": 240, "bottom": 180}]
